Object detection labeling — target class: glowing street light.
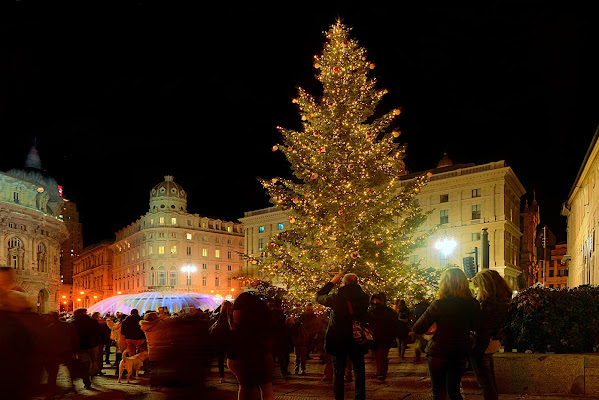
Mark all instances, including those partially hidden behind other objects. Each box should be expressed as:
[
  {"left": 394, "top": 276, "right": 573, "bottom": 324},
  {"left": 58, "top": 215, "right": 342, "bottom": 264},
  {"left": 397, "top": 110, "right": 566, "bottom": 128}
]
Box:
[
  {"left": 181, "top": 265, "right": 197, "bottom": 294},
  {"left": 435, "top": 237, "right": 457, "bottom": 257}
]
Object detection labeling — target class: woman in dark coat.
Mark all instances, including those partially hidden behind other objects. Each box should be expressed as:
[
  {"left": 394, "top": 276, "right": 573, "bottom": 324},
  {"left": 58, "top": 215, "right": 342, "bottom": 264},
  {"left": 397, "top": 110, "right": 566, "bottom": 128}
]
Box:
[
  {"left": 227, "top": 292, "right": 274, "bottom": 400},
  {"left": 412, "top": 267, "right": 480, "bottom": 400},
  {"left": 470, "top": 270, "right": 511, "bottom": 400},
  {"left": 210, "top": 300, "right": 233, "bottom": 382}
]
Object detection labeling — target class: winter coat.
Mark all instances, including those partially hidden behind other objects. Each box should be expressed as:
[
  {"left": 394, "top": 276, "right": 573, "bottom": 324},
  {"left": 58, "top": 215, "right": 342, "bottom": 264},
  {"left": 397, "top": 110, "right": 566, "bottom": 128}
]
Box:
[
  {"left": 209, "top": 318, "right": 232, "bottom": 354},
  {"left": 315, "top": 281, "right": 370, "bottom": 356},
  {"left": 290, "top": 322, "right": 308, "bottom": 348},
  {"left": 299, "top": 312, "right": 320, "bottom": 337},
  {"left": 413, "top": 295, "right": 480, "bottom": 359},
  {"left": 140, "top": 318, "right": 171, "bottom": 361},
  {"left": 270, "top": 308, "right": 289, "bottom": 355},
  {"left": 46, "top": 320, "right": 79, "bottom": 362},
  {"left": 70, "top": 314, "right": 101, "bottom": 350},
  {"left": 121, "top": 314, "right": 145, "bottom": 340},
  {"left": 470, "top": 297, "right": 510, "bottom": 357},
  {"left": 367, "top": 304, "right": 400, "bottom": 348},
  {"left": 107, "top": 320, "right": 126, "bottom": 353}
]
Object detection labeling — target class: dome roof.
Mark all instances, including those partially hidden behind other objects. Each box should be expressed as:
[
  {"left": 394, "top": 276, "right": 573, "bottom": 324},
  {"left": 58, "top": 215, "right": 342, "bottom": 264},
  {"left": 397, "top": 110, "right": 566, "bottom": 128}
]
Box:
[
  {"left": 437, "top": 153, "right": 454, "bottom": 168},
  {"left": 87, "top": 292, "right": 225, "bottom": 315},
  {"left": 150, "top": 175, "right": 187, "bottom": 199}
]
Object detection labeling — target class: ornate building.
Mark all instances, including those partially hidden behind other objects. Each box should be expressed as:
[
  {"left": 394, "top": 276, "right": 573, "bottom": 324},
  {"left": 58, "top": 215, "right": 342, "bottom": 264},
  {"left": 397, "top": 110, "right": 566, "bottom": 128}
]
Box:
[
  {"left": 562, "top": 126, "right": 599, "bottom": 287},
  {"left": 241, "top": 156, "right": 526, "bottom": 290},
  {"left": 72, "top": 242, "right": 113, "bottom": 310},
  {"left": 111, "top": 176, "right": 245, "bottom": 299},
  {"left": 0, "top": 145, "right": 68, "bottom": 312}
]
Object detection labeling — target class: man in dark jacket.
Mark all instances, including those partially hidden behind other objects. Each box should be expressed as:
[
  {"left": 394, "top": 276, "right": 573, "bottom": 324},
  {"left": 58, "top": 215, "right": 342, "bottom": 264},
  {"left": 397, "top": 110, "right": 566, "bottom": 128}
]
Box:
[
  {"left": 316, "top": 271, "right": 369, "bottom": 400},
  {"left": 367, "top": 293, "right": 399, "bottom": 381},
  {"left": 411, "top": 294, "right": 431, "bottom": 362},
  {"left": 70, "top": 308, "right": 101, "bottom": 389},
  {"left": 121, "top": 308, "right": 146, "bottom": 356}
]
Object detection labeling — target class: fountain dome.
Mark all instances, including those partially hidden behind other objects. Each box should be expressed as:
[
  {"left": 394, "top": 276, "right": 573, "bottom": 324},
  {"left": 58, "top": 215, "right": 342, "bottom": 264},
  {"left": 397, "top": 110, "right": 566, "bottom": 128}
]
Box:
[{"left": 87, "top": 292, "right": 225, "bottom": 315}]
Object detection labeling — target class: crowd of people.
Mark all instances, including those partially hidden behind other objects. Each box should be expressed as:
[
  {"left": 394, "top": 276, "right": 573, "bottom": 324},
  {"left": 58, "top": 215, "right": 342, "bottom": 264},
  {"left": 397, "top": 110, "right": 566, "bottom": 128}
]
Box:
[{"left": 0, "top": 264, "right": 512, "bottom": 400}]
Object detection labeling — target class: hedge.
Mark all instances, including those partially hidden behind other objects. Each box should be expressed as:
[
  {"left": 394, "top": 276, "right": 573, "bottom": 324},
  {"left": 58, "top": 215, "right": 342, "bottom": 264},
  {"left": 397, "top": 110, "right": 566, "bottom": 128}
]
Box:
[{"left": 503, "top": 285, "right": 599, "bottom": 353}]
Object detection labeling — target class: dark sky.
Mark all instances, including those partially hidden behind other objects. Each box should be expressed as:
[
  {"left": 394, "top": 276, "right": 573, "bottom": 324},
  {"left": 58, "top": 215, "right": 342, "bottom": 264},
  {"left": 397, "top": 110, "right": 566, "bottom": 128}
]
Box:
[{"left": 1, "top": 2, "right": 597, "bottom": 246}]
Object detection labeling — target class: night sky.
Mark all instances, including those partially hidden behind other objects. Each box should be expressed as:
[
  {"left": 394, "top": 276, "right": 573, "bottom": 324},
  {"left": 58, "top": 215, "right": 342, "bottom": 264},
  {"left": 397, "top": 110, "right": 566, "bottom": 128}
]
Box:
[{"left": 2, "top": 3, "right": 597, "bottom": 246}]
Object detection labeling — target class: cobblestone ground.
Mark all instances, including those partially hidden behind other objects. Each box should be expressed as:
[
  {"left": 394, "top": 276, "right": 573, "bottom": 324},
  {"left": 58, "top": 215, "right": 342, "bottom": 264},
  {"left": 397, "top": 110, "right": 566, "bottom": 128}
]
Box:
[{"left": 33, "top": 346, "right": 599, "bottom": 400}]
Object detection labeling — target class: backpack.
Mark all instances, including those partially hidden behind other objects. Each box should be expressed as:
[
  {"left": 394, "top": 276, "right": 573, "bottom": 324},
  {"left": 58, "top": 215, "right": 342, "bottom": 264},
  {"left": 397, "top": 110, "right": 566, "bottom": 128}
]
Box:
[{"left": 346, "top": 300, "right": 374, "bottom": 349}]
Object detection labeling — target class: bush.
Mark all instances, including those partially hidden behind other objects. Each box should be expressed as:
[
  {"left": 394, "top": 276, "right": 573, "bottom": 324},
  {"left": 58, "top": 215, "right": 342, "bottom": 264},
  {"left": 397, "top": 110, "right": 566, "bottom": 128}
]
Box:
[{"left": 503, "top": 285, "right": 599, "bottom": 353}]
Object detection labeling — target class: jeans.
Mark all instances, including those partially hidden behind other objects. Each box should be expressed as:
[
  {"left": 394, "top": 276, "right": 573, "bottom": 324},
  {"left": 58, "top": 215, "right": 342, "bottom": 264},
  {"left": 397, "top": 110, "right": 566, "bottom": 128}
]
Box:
[
  {"left": 470, "top": 353, "right": 498, "bottom": 400},
  {"left": 373, "top": 345, "right": 390, "bottom": 379},
  {"left": 332, "top": 350, "right": 365, "bottom": 400},
  {"left": 294, "top": 346, "right": 307, "bottom": 372},
  {"left": 427, "top": 356, "right": 466, "bottom": 400}
]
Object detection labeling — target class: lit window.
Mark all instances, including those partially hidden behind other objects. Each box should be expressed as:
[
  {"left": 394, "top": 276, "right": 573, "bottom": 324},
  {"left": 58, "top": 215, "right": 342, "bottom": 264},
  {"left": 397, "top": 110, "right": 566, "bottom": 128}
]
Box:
[
  {"left": 202, "top": 248, "right": 208, "bottom": 257},
  {"left": 227, "top": 226, "right": 232, "bottom": 232},
  {"left": 259, "top": 226, "right": 265, "bottom": 233},
  {"left": 187, "top": 233, "right": 192, "bottom": 240},
  {"left": 472, "top": 204, "right": 481, "bottom": 220},
  {"left": 472, "top": 188, "right": 481, "bottom": 198},
  {"left": 149, "top": 246, "right": 153, "bottom": 255},
  {"left": 440, "top": 209, "right": 449, "bottom": 224},
  {"left": 215, "top": 264, "right": 220, "bottom": 271},
  {"left": 215, "top": 250, "right": 221, "bottom": 258},
  {"left": 159, "top": 217, "right": 165, "bottom": 225},
  {"left": 158, "top": 246, "right": 165, "bottom": 255},
  {"left": 170, "top": 245, "right": 177, "bottom": 254},
  {"left": 150, "top": 218, "right": 154, "bottom": 225},
  {"left": 171, "top": 217, "right": 177, "bottom": 225},
  {"left": 278, "top": 223, "right": 284, "bottom": 230}
]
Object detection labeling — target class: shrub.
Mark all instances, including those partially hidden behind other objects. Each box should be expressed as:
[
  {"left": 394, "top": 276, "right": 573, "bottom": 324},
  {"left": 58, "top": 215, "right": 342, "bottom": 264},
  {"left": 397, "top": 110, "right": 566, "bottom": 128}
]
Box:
[{"left": 503, "top": 285, "right": 599, "bottom": 353}]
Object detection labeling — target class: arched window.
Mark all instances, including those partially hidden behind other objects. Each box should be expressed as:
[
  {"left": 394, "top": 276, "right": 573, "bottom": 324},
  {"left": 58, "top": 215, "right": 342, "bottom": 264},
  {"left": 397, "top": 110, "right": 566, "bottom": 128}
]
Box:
[
  {"left": 169, "top": 267, "right": 177, "bottom": 286},
  {"left": 8, "top": 237, "right": 24, "bottom": 270},
  {"left": 37, "top": 242, "right": 47, "bottom": 272},
  {"left": 158, "top": 266, "right": 166, "bottom": 286}
]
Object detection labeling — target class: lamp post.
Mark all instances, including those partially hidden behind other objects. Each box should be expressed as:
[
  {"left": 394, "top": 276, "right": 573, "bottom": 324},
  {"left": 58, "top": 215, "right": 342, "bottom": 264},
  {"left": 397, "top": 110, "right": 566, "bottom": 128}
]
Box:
[{"left": 181, "top": 265, "right": 197, "bottom": 294}]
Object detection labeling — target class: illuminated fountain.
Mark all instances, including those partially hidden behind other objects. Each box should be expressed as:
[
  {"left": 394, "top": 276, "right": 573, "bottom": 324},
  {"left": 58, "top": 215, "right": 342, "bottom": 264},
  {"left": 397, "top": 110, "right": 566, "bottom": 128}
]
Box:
[{"left": 87, "top": 292, "right": 225, "bottom": 315}]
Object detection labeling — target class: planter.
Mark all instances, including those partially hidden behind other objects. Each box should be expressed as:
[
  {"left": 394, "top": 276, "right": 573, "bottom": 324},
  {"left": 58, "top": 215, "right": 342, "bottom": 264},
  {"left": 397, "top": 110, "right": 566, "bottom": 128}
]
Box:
[{"left": 494, "top": 352, "right": 599, "bottom": 396}]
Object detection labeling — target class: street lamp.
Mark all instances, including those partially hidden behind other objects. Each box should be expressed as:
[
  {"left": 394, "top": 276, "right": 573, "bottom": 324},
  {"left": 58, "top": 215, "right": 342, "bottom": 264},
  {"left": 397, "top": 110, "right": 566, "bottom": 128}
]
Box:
[
  {"left": 181, "top": 265, "right": 197, "bottom": 294},
  {"left": 435, "top": 236, "right": 457, "bottom": 268}
]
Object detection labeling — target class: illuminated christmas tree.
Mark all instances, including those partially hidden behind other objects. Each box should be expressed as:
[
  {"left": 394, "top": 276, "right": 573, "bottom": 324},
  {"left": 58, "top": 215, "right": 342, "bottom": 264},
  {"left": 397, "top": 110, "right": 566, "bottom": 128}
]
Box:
[{"left": 252, "top": 21, "right": 438, "bottom": 305}]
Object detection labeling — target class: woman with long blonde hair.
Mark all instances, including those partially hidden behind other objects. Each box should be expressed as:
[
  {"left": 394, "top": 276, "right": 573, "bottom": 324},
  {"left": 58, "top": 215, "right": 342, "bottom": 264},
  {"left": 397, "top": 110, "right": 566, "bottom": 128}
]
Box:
[
  {"left": 413, "top": 267, "right": 480, "bottom": 400},
  {"left": 470, "top": 269, "right": 511, "bottom": 400}
]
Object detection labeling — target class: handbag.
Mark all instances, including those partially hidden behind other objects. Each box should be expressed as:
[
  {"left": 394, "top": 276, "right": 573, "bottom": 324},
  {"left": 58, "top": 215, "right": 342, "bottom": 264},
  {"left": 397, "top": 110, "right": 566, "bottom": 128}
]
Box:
[{"left": 346, "top": 300, "right": 374, "bottom": 349}]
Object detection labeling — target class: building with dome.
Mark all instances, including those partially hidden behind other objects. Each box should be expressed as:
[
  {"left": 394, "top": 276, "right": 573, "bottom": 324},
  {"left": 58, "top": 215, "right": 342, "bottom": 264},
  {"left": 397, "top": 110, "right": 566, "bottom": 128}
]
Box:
[
  {"left": 110, "top": 176, "right": 245, "bottom": 301},
  {"left": 0, "top": 145, "right": 69, "bottom": 312},
  {"left": 242, "top": 156, "right": 526, "bottom": 290}
]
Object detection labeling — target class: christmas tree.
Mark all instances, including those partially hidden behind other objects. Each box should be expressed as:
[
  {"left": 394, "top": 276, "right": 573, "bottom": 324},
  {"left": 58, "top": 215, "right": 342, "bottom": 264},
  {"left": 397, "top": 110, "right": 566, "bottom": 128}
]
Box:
[{"left": 250, "top": 21, "right": 437, "bottom": 305}]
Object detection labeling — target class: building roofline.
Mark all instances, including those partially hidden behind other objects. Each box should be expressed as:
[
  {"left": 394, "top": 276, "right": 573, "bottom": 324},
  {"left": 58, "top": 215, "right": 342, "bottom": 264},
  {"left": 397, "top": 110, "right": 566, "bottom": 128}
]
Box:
[{"left": 566, "top": 125, "right": 599, "bottom": 203}]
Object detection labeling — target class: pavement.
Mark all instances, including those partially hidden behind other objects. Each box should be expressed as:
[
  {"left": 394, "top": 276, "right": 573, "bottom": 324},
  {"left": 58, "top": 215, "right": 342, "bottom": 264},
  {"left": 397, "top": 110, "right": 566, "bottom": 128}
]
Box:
[{"left": 34, "top": 346, "right": 599, "bottom": 400}]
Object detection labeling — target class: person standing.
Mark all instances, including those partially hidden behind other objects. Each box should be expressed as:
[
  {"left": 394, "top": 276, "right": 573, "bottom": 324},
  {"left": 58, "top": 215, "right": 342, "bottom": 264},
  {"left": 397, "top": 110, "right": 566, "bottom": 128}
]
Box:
[
  {"left": 412, "top": 267, "right": 481, "bottom": 400},
  {"left": 121, "top": 308, "right": 146, "bottom": 356},
  {"left": 43, "top": 312, "right": 79, "bottom": 399},
  {"left": 289, "top": 317, "right": 309, "bottom": 375},
  {"left": 210, "top": 300, "right": 233, "bottom": 382},
  {"left": 367, "top": 293, "right": 399, "bottom": 381},
  {"left": 300, "top": 302, "right": 320, "bottom": 360},
  {"left": 470, "top": 270, "right": 512, "bottom": 400},
  {"left": 393, "top": 299, "right": 411, "bottom": 359},
  {"left": 411, "top": 294, "right": 431, "bottom": 362},
  {"left": 315, "top": 271, "right": 369, "bottom": 400},
  {"left": 107, "top": 313, "right": 127, "bottom": 376},
  {"left": 70, "top": 308, "right": 101, "bottom": 390},
  {"left": 227, "top": 292, "right": 274, "bottom": 400}
]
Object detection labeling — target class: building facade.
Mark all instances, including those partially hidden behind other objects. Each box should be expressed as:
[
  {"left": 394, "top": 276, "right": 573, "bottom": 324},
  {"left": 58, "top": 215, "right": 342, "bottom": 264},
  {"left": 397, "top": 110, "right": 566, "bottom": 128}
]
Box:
[
  {"left": 0, "top": 146, "right": 68, "bottom": 312},
  {"left": 562, "top": 126, "right": 599, "bottom": 287},
  {"left": 241, "top": 157, "right": 526, "bottom": 290},
  {"left": 60, "top": 200, "right": 83, "bottom": 285},
  {"left": 111, "top": 176, "right": 245, "bottom": 299},
  {"left": 520, "top": 196, "right": 541, "bottom": 287},
  {"left": 72, "top": 242, "right": 113, "bottom": 310},
  {"left": 544, "top": 243, "right": 569, "bottom": 289}
]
